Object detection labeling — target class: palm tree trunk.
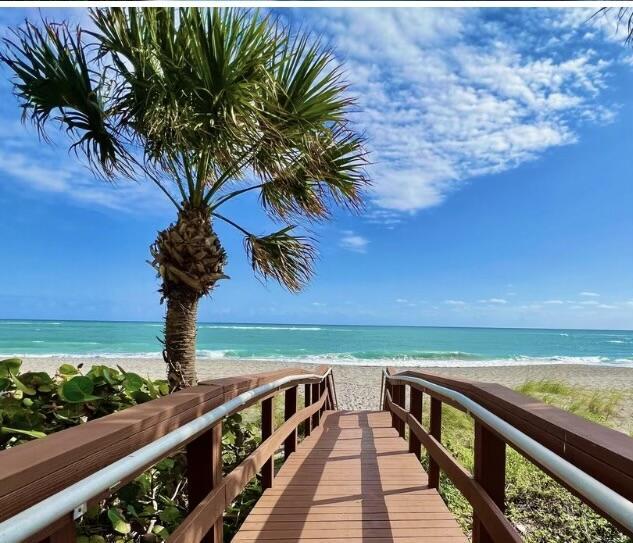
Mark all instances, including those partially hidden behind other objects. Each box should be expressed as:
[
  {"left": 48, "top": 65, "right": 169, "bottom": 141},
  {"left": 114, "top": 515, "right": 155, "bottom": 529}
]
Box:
[
  {"left": 164, "top": 285, "right": 200, "bottom": 390},
  {"left": 152, "top": 205, "right": 227, "bottom": 391}
]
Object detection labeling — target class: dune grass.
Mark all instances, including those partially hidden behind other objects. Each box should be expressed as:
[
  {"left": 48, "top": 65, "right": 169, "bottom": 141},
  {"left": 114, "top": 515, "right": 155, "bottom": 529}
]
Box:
[{"left": 418, "top": 380, "right": 632, "bottom": 543}]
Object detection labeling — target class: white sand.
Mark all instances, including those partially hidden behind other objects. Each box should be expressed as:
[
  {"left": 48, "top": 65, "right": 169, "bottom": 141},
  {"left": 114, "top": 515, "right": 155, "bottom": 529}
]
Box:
[{"left": 21, "top": 356, "right": 633, "bottom": 413}]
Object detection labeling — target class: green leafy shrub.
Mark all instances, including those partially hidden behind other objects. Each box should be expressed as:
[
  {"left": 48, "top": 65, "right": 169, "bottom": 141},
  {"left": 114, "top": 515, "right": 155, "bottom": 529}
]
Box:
[
  {"left": 0, "top": 358, "right": 169, "bottom": 447},
  {"left": 0, "top": 359, "right": 264, "bottom": 542}
]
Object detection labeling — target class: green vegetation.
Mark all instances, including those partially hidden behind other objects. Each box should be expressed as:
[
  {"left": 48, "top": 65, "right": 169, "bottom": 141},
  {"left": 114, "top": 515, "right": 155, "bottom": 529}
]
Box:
[
  {"left": 1, "top": 7, "right": 368, "bottom": 389},
  {"left": 4, "top": 358, "right": 631, "bottom": 543},
  {"left": 0, "top": 358, "right": 271, "bottom": 541},
  {"left": 419, "top": 379, "right": 632, "bottom": 543}
]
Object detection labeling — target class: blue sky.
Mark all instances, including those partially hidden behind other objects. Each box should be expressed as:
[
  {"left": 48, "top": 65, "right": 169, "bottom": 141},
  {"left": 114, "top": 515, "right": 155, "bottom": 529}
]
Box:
[{"left": 0, "top": 7, "right": 632, "bottom": 330}]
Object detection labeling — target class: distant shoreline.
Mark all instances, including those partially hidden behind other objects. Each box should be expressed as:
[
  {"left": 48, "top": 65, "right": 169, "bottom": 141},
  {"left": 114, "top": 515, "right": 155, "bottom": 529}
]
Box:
[
  {"left": 9, "top": 353, "right": 633, "bottom": 369},
  {"left": 20, "top": 355, "right": 633, "bottom": 391}
]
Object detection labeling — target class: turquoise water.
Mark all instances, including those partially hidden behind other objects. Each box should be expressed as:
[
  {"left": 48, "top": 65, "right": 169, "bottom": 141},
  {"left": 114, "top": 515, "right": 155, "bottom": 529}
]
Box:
[{"left": 1, "top": 320, "right": 632, "bottom": 367}]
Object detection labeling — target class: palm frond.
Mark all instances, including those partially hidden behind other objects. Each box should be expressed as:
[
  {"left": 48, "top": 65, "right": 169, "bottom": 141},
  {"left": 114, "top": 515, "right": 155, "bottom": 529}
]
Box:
[
  {"left": 258, "top": 126, "right": 368, "bottom": 220},
  {"left": 593, "top": 8, "right": 633, "bottom": 44},
  {"left": 245, "top": 226, "right": 315, "bottom": 292},
  {"left": 90, "top": 7, "right": 279, "bottom": 173},
  {"left": 273, "top": 34, "right": 351, "bottom": 126},
  {"left": 0, "top": 20, "right": 128, "bottom": 177}
]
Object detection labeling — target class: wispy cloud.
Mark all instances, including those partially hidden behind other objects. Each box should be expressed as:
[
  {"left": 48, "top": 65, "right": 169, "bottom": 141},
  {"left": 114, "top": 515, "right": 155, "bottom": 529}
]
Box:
[
  {"left": 580, "top": 291, "right": 600, "bottom": 297},
  {"left": 543, "top": 299, "right": 565, "bottom": 304},
  {"left": 444, "top": 299, "right": 466, "bottom": 306},
  {"left": 297, "top": 8, "right": 627, "bottom": 213},
  {"left": 339, "top": 230, "right": 369, "bottom": 253},
  {"left": 0, "top": 148, "right": 164, "bottom": 212},
  {"left": 479, "top": 298, "right": 508, "bottom": 305}
]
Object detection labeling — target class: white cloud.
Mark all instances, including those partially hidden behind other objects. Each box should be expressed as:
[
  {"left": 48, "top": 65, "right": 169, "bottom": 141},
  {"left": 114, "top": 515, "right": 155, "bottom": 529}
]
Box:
[
  {"left": 395, "top": 298, "right": 408, "bottom": 303},
  {"left": 543, "top": 299, "right": 565, "bottom": 304},
  {"left": 580, "top": 300, "right": 600, "bottom": 305},
  {"left": 0, "top": 8, "right": 628, "bottom": 221},
  {"left": 597, "top": 304, "right": 616, "bottom": 309},
  {"left": 444, "top": 299, "right": 466, "bottom": 306},
  {"left": 339, "top": 230, "right": 369, "bottom": 253},
  {"left": 0, "top": 149, "right": 165, "bottom": 211},
  {"left": 479, "top": 298, "right": 508, "bottom": 305},
  {"left": 580, "top": 291, "right": 600, "bottom": 297},
  {"left": 301, "top": 8, "right": 624, "bottom": 213}
]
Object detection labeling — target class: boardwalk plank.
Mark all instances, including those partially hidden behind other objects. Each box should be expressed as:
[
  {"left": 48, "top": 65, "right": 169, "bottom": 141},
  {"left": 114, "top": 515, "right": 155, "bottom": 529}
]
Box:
[{"left": 232, "top": 410, "right": 467, "bottom": 542}]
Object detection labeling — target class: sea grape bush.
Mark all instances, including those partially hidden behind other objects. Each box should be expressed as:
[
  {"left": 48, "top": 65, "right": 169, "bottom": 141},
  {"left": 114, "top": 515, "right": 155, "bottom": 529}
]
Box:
[
  {"left": 0, "top": 359, "right": 263, "bottom": 541},
  {"left": 0, "top": 358, "right": 170, "bottom": 447}
]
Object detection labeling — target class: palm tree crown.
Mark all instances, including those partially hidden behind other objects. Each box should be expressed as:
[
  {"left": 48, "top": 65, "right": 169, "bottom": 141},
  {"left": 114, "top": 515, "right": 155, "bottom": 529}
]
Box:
[{"left": 1, "top": 8, "right": 369, "bottom": 387}]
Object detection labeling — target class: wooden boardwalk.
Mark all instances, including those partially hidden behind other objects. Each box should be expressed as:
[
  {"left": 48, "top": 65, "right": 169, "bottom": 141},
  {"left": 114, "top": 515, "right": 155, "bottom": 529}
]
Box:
[{"left": 233, "top": 410, "right": 467, "bottom": 542}]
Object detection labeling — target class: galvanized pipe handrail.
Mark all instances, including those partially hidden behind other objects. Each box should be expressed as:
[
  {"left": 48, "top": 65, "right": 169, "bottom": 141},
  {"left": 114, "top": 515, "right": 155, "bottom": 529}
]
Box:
[
  {"left": 0, "top": 369, "right": 331, "bottom": 543},
  {"left": 383, "top": 370, "right": 633, "bottom": 534}
]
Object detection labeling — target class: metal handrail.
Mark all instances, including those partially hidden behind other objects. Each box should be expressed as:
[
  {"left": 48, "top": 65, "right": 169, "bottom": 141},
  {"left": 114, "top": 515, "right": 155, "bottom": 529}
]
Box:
[
  {"left": 383, "top": 370, "right": 633, "bottom": 534},
  {"left": 0, "top": 369, "right": 331, "bottom": 543}
]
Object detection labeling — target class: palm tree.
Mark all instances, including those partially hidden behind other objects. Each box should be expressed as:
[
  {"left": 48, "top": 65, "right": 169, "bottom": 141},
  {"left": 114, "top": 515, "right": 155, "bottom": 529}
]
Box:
[
  {"left": 1, "top": 8, "right": 368, "bottom": 389},
  {"left": 594, "top": 8, "right": 633, "bottom": 42}
]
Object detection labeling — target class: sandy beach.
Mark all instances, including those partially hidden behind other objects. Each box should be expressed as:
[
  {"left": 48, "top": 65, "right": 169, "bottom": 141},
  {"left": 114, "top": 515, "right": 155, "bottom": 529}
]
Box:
[{"left": 21, "top": 356, "right": 633, "bottom": 412}]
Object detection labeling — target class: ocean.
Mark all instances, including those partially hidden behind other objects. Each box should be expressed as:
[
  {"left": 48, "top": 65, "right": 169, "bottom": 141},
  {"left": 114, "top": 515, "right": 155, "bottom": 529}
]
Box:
[{"left": 1, "top": 320, "right": 632, "bottom": 368}]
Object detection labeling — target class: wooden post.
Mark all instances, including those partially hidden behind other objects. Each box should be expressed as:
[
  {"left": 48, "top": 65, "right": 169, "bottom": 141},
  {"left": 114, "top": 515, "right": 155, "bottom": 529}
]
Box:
[
  {"left": 320, "top": 381, "right": 326, "bottom": 415},
  {"left": 42, "top": 515, "right": 75, "bottom": 543},
  {"left": 393, "top": 383, "right": 406, "bottom": 438},
  {"left": 304, "top": 383, "right": 312, "bottom": 437},
  {"left": 186, "top": 422, "right": 222, "bottom": 542},
  {"left": 327, "top": 373, "right": 336, "bottom": 410},
  {"left": 389, "top": 382, "right": 398, "bottom": 430},
  {"left": 311, "top": 383, "right": 320, "bottom": 428},
  {"left": 262, "top": 397, "right": 274, "bottom": 489},
  {"left": 409, "top": 387, "right": 423, "bottom": 458},
  {"left": 383, "top": 380, "right": 391, "bottom": 411},
  {"left": 284, "top": 386, "right": 297, "bottom": 459},
  {"left": 428, "top": 397, "right": 442, "bottom": 489},
  {"left": 473, "top": 420, "right": 506, "bottom": 543}
]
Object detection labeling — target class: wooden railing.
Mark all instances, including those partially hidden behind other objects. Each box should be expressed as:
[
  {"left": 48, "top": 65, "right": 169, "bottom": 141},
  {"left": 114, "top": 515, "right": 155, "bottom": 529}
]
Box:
[
  {"left": 0, "top": 365, "right": 335, "bottom": 543},
  {"left": 382, "top": 367, "right": 633, "bottom": 543}
]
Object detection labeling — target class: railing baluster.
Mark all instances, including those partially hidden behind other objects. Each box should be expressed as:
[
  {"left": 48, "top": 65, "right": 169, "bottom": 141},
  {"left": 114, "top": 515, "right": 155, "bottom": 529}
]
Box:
[
  {"left": 409, "top": 387, "right": 423, "bottom": 458},
  {"left": 304, "top": 383, "right": 312, "bottom": 437},
  {"left": 473, "top": 420, "right": 506, "bottom": 543},
  {"left": 311, "top": 383, "right": 320, "bottom": 428},
  {"left": 284, "top": 386, "right": 298, "bottom": 459},
  {"left": 393, "top": 383, "right": 406, "bottom": 438},
  {"left": 320, "top": 380, "right": 326, "bottom": 415},
  {"left": 186, "top": 422, "right": 223, "bottom": 542},
  {"left": 428, "top": 397, "right": 442, "bottom": 489},
  {"left": 261, "top": 397, "right": 274, "bottom": 489}
]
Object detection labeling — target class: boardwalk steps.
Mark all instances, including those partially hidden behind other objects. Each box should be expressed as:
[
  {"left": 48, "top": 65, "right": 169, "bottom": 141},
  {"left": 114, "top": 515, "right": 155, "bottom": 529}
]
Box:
[{"left": 233, "top": 410, "right": 466, "bottom": 542}]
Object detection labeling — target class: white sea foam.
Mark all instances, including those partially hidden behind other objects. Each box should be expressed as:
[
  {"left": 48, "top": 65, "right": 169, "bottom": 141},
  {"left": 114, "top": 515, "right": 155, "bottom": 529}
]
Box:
[
  {"left": 197, "top": 350, "right": 235, "bottom": 359},
  {"left": 204, "top": 353, "right": 633, "bottom": 369},
  {"left": 200, "top": 325, "right": 323, "bottom": 331},
  {"left": 1, "top": 321, "right": 61, "bottom": 325}
]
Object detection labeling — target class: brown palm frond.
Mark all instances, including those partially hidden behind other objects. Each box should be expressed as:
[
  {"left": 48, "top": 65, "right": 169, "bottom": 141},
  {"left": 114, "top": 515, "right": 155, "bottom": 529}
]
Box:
[{"left": 245, "top": 227, "right": 315, "bottom": 292}]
